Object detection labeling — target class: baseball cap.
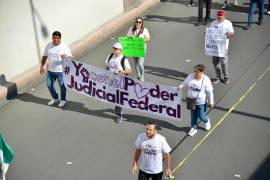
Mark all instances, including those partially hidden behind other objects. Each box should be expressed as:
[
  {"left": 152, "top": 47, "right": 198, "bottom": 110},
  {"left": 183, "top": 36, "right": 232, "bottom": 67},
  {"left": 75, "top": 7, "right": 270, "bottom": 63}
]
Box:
[
  {"left": 113, "top": 42, "right": 122, "bottom": 50},
  {"left": 217, "top": 9, "right": 225, "bottom": 16}
]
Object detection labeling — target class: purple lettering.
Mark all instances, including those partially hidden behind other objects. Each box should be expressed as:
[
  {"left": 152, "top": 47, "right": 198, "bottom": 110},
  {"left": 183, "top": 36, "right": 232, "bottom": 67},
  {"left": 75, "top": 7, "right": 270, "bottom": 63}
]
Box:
[
  {"left": 72, "top": 61, "right": 83, "bottom": 76},
  {"left": 124, "top": 77, "right": 135, "bottom": 90},
  {"left": 161, "top": 91, "right": 170, "bottom": 100}
]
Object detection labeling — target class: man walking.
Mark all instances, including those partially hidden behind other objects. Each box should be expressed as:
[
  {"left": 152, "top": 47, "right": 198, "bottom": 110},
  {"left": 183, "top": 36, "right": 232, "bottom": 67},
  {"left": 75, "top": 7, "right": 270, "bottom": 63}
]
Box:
[
  {"left": 105, "top": 42, "right": 132, "bottom": 123},
  {"left": 244, "top": 0, "right": 265, "bottom": 30},
  {"left": 40, "top": 31, "right": 72, "bottom": 107},
  {"left": 209, "top": 10, "right": 234, "bottom": 84},
  {"left": 131, "top": 121, "right": 171, "bottom": 180},
  {"left": 197, "top": 0, "right": 212, "bottom": 25}
]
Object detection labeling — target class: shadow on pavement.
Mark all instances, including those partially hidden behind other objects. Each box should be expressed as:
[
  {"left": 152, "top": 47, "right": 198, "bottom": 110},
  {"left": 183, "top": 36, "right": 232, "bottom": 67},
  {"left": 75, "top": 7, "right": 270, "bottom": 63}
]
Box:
[
  {"left": 144, "top": 65, "right": 188, "bottom": 81},
  {"left": 16, "top": 93, "right": 189, "bottom": 132},
  {"left": 249, "top": 153, "right": 270, "bottom": 180},
  {"left": 160, "top": 0, "right": 250, "bottom": 14},
  {"left": 215, "top": 106, "right": 270, "bottom": 121}
]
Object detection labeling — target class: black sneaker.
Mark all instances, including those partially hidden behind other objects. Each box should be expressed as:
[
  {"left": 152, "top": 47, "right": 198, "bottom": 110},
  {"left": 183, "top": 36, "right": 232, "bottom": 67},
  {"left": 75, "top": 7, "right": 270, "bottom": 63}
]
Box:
[
  {"left": 203, "top": 19, "right": 210, "bottom": 25},
  {"left": 243, "top": 25, "right": 251, "bottom": 30},
  {"left": 195, "top": 21, "right": 203, "bottom": 26},
  {"left": 258, "top": 20, "right": 262, "bottom": 25},
  {"left": 211, "top": 78, "right": 220, "bottom": 84},
  {"left": 224, "top": 77, "right": 230, "bottom": 84}
]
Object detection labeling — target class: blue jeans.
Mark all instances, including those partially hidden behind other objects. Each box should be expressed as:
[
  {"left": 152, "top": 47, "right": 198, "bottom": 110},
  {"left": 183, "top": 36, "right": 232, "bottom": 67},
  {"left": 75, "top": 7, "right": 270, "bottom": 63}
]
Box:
[
  {"left": 248, "top": 0, "right": 264, "bottom": 26},
  {"left": 191, "top": 104, "right": 209, "bottom": 128},
  {"left": 47, "top": 71, "right": 66, "bottom": 101},
  {"left": 134, "top": 57, "right": 145, "bottom": 79}
]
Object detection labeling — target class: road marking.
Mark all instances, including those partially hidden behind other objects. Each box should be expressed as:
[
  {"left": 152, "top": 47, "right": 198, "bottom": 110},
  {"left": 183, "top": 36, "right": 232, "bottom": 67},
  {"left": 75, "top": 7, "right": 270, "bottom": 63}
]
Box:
[
  {"left": 171, "top": 65, "right": 270, "bottom": 176},
  {"left": 66, "top": 161, "right": 73, "bottom": 165},
  {"left": 234, "top": 174, "right": 241, "bottom": 178},
  {"left": 185, "top": 59, "right": 191, "bottom": 62}
]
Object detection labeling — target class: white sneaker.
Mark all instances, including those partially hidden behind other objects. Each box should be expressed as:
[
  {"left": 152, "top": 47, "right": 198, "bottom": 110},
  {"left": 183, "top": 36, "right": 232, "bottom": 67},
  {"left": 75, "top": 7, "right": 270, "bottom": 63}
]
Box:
[
  {"left": 267, "top": 11, "right": 270, "bottom": 15},
  {"left": 205, "top": 118, "right": 211, "bottom": 131},
  {"left": 58, "top": 100, "right": 67, "bottom": 108},
  {"left": 188, "top": 128, "right": 197, "bottom": 136},
  {"left": 48, "top": 99, "right": 58, "bottom": 106}
]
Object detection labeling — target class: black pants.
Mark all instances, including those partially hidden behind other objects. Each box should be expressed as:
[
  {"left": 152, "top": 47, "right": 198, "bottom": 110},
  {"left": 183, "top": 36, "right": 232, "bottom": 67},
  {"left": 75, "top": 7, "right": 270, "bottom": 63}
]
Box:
[
  {"left": 138, "top": 170, "right": 163, "bottom": 180},
  {"left": 198, "top": 0, "right": 212, "bottom": 22}
]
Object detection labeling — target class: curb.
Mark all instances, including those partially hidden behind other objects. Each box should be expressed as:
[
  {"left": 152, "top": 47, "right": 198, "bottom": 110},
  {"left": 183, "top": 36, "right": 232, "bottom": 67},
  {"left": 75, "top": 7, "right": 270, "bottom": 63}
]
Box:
[{"left": 0, "top": 0, "right": 160, "bottom": 107}]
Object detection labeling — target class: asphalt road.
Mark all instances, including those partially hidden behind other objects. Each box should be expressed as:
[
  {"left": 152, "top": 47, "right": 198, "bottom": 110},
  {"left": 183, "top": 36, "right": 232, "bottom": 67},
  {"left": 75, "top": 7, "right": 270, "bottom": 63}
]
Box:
[{"left": 0, "top": 0, "right": 270, "bottom": 180}]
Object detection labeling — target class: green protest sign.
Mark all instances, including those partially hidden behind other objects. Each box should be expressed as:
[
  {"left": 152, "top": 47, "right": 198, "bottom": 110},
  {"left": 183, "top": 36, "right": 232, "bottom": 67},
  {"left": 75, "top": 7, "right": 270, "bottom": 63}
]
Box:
[{"left": 119, "top": 37, "right": 145, "bottom": 57}]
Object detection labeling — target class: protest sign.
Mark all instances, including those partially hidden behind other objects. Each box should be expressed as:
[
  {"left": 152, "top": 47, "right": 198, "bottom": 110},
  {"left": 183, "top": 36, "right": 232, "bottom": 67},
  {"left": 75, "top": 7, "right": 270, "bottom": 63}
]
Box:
[
  {"left": 119, "top": 37, "right": 145, "bottom": 57},
  {"left": 205, "top": 28, "right": 227, "bottom": 57},
  {"left": 63, "top": 60, "right": 181, "bottom": 120}
]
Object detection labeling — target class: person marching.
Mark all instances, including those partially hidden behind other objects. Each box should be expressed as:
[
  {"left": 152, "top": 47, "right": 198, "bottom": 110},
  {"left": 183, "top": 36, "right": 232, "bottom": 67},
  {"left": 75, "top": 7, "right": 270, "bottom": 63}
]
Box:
[
  {"left": 209, "top": 10, "right": 234, "bottom": 84},
  {"left": 40, "top": 31, "right": 73, "bottom": 108},
  {"left": 177, "top": 64, "right": 214, "bottom": 136},
  {"left": 131, "top": 121, "right": 172, "bottom": 180},
  {"left": 105, "top": 42, "right": 132, "bottom": 123},
  {"left": 127, "top": 17, "right": 150, "bottom": 82}
]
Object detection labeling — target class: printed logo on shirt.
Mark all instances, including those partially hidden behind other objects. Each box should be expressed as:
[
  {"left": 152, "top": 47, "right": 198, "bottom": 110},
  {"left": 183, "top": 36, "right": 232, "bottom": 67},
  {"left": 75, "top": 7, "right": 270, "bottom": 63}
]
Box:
[
  {"left": 189, "top": 83, "right": 201, "bottom": 93},
  {"left": 144, "top": 144, "right": 158, "bottom": 156}
]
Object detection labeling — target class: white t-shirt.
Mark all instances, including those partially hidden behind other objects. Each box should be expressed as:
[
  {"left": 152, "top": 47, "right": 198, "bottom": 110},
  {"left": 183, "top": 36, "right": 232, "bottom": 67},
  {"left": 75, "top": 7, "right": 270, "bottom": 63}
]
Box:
[
  {"left": 127, "top": 27, "right": 150, "bottom": 49},
  {"left": 134, "top": 133, "right": 171, "bottom": 174},
  {"left": 209, "top": 19, "right": 234, "bottom": 49},
  {"left": 105, "top": 54, "right": 131, "bottom": 72},
  {"left": 182, "top": 73, "right": 214, "bottom": 105},
  {"left": 43, "top": 42, "right": 72, "bottom": 72}
]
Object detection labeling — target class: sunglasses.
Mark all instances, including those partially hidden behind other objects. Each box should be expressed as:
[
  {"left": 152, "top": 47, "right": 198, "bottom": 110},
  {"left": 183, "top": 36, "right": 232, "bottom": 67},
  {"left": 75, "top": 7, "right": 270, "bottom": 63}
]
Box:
[{"left": 135, "top": 21, "right": 142, "bottom": 24}]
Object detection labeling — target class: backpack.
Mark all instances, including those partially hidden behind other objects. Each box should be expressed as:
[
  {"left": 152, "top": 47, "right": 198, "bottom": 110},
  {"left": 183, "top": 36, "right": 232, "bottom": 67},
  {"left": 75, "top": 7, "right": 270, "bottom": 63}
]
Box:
[{"left": 107, "top": 53, "right": 127, "bottom": 71}]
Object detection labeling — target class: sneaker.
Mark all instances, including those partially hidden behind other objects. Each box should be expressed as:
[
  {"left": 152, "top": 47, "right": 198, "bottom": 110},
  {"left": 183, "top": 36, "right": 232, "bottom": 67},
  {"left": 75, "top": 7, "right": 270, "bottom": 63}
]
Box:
[
  {"left": 267, "top": 11, "right": 270, "bottom": 15},
  {"left": 195, "top": 21, "right": 203, "bottom": 26},
  {"left": 258, "top": 20, "right": 262, "bottom": 25},
  {"left": 205, "top": 118, "right": 211, "bottom": 131},
  {"left": 203, "top": 19, "right": 210, "bottom": 25},
  {"left": 223, "top": 77, "right": 230, "bottom": 84},
  {"left": 140, "top": 76, "right": 144, "bottom": 82},
  {"left": 243, "top": 25, "right": 251, "bottom": 30},
  {"left": 48, "top": 99, "right": 58, "bottom": 106},
  {"left": 211, "top": 78, "right": 220, "bottom": 84},
  {"left": 188, "top": 128, "right": 198, "bottom": 136},
  {"left": 58, "top": 100, "right": 67, "bottom": 108},
  {"left": 115, "top": 115, "right": 123, "bottom": 123},
  {"left": 187, "top": 3, "right": 195, "bottom": 7}
]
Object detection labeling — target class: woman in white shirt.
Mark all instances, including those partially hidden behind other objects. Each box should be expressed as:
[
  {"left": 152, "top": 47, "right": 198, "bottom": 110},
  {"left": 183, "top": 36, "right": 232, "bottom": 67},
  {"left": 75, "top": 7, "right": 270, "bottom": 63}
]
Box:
[
  {"left": 177, "top": 64, "right": 214, "bottom": 136},
  {"left": 127, "top": 17, "right": 150, "bottom": 81}
]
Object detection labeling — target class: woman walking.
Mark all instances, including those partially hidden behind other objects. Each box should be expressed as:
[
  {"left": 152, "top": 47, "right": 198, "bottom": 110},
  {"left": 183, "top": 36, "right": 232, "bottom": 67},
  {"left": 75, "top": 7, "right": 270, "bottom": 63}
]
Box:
[
  {"left": 127, "top": 17, "right": 150, "bottom": 81},
  {"left": 177, "top": 64, "right": 214, "bottom": 136}
]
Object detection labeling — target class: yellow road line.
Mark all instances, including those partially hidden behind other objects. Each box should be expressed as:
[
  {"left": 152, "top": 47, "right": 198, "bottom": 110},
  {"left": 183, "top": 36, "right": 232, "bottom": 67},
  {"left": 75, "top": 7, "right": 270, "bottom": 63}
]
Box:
[{"left": 171, "top": 65, "right": 270, "bottom": 176}]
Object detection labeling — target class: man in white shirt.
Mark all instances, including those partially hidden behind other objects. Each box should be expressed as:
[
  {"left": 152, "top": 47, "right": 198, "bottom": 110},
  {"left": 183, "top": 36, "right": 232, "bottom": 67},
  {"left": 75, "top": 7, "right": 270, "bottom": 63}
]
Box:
[
  {"left": 131, "top": 121, "right": 172, "bottom": 180},
  {"left": 105, "top": 42, "right": 132, "bottom": 123},
  {"left": 40, "top": 31, "right": 72, "bottom": 108},
  {"left": 209, "top": 10, "right": 234, "bottom": 84}
]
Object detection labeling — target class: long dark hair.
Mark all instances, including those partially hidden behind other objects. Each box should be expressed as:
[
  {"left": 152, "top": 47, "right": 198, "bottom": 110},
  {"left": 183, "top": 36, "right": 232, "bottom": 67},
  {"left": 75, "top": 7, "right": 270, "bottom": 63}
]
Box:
[{"left": 132, "top": 17, "right": 144, "bottom": 36}]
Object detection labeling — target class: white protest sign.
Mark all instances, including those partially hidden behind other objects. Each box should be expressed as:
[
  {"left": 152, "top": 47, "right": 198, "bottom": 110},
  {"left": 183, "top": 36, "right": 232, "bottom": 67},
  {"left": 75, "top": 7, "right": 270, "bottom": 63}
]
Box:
[
  {"left": 63, "top": 60, "right": 182, "bottom": 121},
  {"left": 205, "top": 27, "right": 227, "bottom": 57}
]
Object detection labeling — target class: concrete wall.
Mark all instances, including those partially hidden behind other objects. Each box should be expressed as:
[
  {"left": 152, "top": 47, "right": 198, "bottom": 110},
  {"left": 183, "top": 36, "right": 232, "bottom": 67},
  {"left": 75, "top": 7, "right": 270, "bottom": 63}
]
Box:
[{"left": 0, "top": 0, "right": 124, "bottom": 81}]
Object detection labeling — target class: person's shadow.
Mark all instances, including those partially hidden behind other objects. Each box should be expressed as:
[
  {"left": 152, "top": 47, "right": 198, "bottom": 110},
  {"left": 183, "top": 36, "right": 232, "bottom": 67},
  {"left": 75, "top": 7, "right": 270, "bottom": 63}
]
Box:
[
  {"left": 145, "top": 65, "right": 188, "bottom": 81},
  {"left": 16, "top": 93, "right": 188, "bottom": 132}
]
